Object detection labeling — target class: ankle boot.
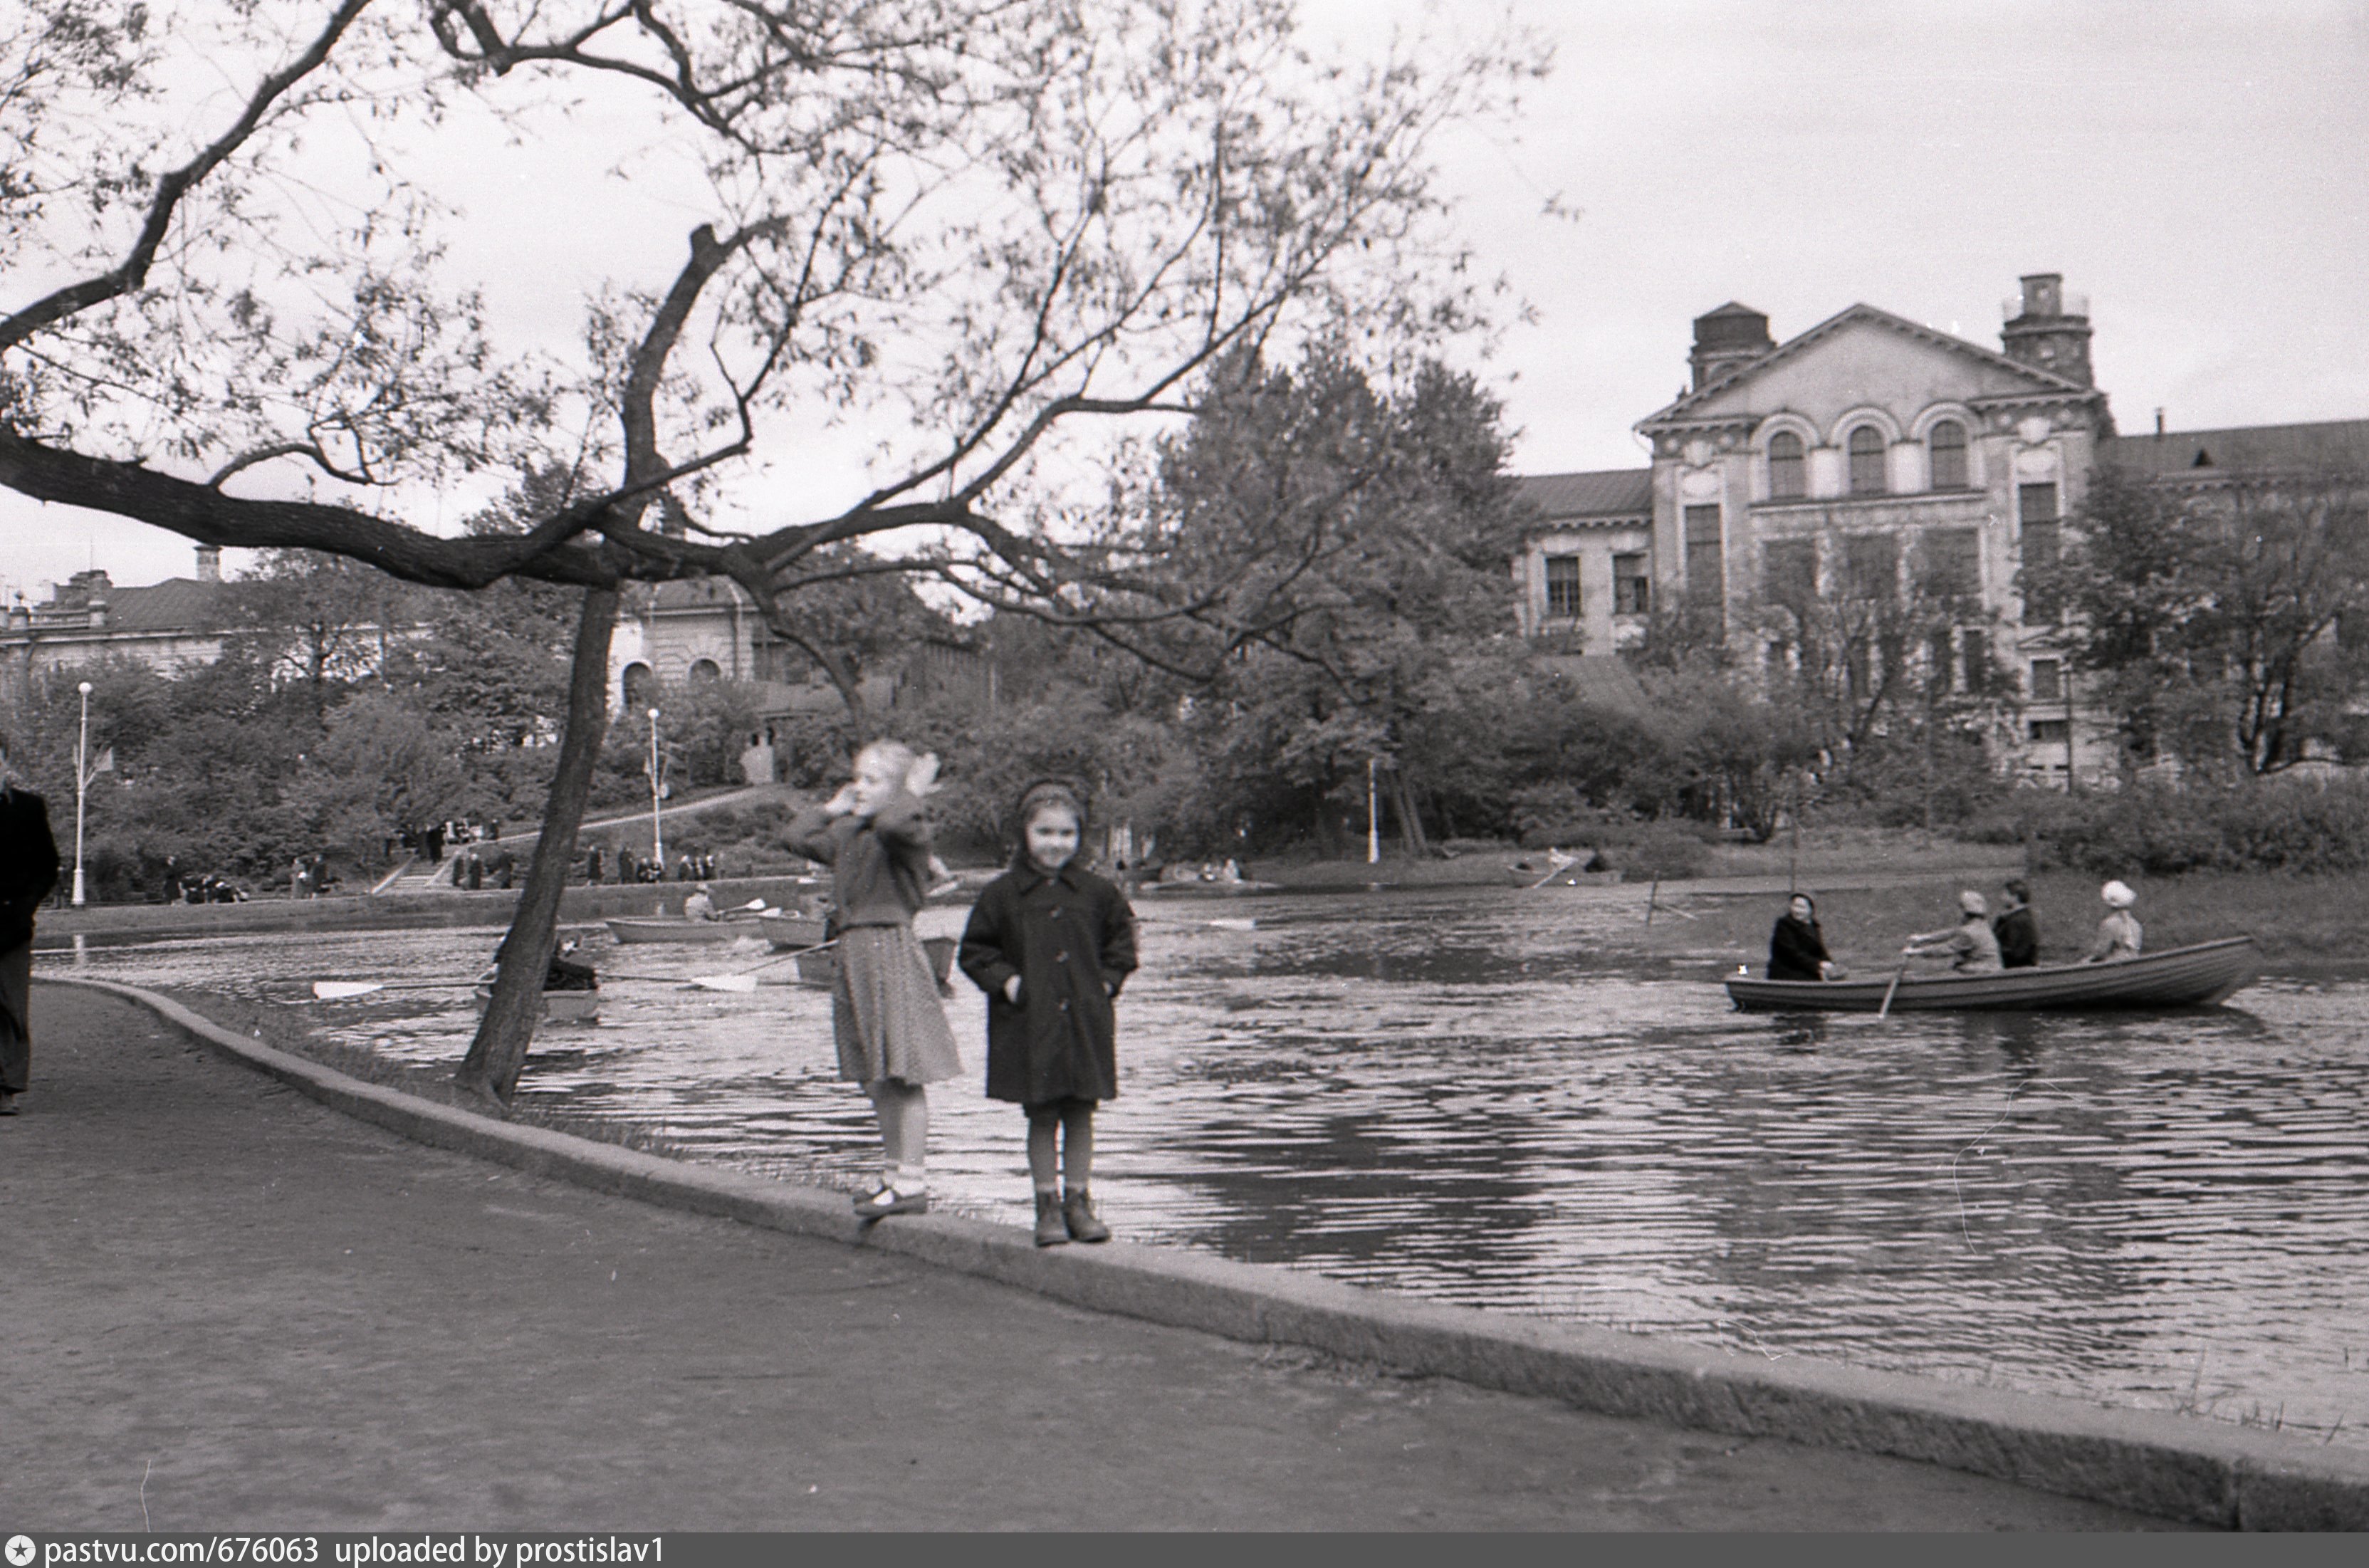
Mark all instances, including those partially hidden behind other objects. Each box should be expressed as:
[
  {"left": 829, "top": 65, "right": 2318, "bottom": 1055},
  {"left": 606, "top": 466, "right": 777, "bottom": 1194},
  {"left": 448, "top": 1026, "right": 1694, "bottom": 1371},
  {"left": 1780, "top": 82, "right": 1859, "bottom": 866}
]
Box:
[
  {"left": 1033, "top": 1191, "right": 1070, "bottom": 1247},
  {"left": 1063, "top": 1188, "right": 1111, "bottom": 1243}
]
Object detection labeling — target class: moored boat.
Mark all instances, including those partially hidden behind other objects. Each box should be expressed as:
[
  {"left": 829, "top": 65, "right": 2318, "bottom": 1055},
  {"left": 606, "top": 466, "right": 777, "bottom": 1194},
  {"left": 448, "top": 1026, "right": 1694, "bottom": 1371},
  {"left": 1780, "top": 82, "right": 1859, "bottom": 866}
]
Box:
[
  {"left": 1723, "top": 936, "right": 2260, "bottom": 1013},
  {"left": 1136, "top": 878, "right": 1282, "bottom": 897},
  {"left": 605, "top": 916, "right": 753, "bottom": 944},
  {"left": 474, "top": 986, "right": 601, "bottom": 1023},
  {"left": 794, "top": 935, "right": 958, "bottom": 989},
  {"left": 758, "top": 911, "right": 829, "bottom": 950}
]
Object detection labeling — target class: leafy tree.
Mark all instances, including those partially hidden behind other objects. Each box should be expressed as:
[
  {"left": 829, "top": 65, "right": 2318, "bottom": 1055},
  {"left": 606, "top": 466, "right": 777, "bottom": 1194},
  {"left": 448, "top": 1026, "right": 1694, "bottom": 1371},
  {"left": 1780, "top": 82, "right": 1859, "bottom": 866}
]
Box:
[
  {"left": 0, "top": 1, "right": 1541, "bottom": 1098},
  {"left": 2024, "top": 464, "right": 2369, "bottom": 776}
]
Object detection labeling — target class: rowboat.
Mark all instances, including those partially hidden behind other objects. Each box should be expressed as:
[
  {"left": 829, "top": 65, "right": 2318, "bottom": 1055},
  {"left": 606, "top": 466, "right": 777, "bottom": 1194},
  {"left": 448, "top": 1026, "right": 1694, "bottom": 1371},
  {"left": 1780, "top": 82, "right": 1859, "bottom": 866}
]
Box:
[
  {"left": 795, "top": 935, "right": 959, "bottom": 988},
  {"left": 1509, "top": 866, "right": 1622, "bottom": 888},
  {"left": 1724, "top": 936, "right": 2260, "bottom": 1013},
  {"left": 1136, "top": 878, "right": 1282, "bottom": 897},
  {"left": 474, "top": 986, "right": 601, "bottom": 1023},
  {"left": 604, "top": 916, "right": 755, "bottom": 944},
  {"left": 758, "top": 911, "right": 830, "bottom": 950}
]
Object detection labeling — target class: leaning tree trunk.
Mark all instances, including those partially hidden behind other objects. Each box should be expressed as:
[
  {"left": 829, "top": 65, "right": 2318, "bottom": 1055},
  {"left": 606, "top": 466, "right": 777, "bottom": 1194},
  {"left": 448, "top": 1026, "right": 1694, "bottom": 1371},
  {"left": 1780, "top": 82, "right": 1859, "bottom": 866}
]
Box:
[
  {"left": 1390, "top": 771, "right": 1431, "bottom": 857},
  {"left": 455, "top": 584, "right": 619, "bottom": 1103}
]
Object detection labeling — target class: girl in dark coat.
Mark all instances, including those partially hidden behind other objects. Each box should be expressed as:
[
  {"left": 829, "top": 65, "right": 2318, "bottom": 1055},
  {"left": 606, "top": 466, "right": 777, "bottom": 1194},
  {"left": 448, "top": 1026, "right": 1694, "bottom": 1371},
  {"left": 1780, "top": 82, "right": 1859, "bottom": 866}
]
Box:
[
  {"left": 1767, "top": 893, "right": 1840, "bottom": 981},
  {"left": 958, "top": 781, "right": 1139, "bottom": 1247},
  {"left": 1, "top": 731, "right": 63, "bottom": 1114}
]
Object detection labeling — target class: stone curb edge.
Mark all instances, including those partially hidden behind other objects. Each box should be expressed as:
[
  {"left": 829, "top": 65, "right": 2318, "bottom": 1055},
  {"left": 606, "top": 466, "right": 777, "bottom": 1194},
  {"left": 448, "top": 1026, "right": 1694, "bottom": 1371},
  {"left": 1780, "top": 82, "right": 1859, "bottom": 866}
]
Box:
[{"left": 52, "top": 975, "right": 2368, "bottom": 1532}]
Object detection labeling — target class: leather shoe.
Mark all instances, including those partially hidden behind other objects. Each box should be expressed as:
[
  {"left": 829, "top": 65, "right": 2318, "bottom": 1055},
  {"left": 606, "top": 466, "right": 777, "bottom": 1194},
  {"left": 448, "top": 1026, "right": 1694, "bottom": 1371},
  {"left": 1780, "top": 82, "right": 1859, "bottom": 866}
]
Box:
[
  {"left": 852, "top": 1184, "right": 927, "bottom": 1220},
  {"left": 1033, "top": 1191, "right": 1070, "bottom": 1247},
  {"left": 1063, "top": 1188, "right": 1110, "bottom": 1243}
]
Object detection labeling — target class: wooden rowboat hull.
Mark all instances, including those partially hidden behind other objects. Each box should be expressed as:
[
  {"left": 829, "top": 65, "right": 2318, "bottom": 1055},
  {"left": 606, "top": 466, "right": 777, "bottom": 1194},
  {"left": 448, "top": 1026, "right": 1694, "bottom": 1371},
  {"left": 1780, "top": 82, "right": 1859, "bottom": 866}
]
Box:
[
  {"left": 758, "top": 912, "right": 828, "bottom": 951},
  {"left": 1724, "top": 936, "right": 2260, "bottom": 1013},
  {"left": 1137, "top": 879, "right": 1281, "bottom": 897},
  {"left": 795, "top": 936, "right": 958, "bottom": 988},
  {"left": 474, "top": 986, "right": 600, "bottom": 1023},
  {"left": 605, "top": 917, "right": 748, "bottom": 944}
]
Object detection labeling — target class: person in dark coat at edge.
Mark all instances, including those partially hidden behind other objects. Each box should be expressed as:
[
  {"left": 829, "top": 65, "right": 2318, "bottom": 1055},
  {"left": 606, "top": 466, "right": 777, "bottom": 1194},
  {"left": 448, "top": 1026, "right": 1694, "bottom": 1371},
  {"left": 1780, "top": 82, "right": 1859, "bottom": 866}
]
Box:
[
  {"left": 1993, "top": 878, "right": 2040, "bottom": 969},
  {"left": 958, "top": 780, "right": 1139, "bottom": 1246},
  {"left": 1, "top": 726, "right": 63, "bottom": 1115},
  {"left": 1766, "top": 893, "right": 1842, "bottom": 981}
]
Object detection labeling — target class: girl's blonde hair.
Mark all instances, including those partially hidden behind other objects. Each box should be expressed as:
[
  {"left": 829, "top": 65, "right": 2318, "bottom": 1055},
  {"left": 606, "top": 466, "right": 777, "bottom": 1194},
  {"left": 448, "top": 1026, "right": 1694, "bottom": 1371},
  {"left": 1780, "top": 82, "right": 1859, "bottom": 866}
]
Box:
[{"left": 854, "top": 738, "right": 916, "bottom": 780}]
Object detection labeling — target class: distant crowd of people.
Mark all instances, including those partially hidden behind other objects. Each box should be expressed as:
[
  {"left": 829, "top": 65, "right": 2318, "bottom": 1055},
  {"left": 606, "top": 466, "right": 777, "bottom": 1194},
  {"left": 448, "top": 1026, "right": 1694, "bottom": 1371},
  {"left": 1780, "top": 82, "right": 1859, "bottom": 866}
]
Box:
[{"left": 580, "top": 845, "right": 718, "bottom": 885}]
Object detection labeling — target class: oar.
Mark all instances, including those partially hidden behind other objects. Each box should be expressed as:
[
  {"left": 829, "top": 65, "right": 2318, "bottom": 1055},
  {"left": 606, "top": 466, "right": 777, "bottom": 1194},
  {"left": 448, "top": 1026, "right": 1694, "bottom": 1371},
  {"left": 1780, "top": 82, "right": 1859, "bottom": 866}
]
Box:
[
  {"left": 1876, "top": 949, "right": 1915, "bottom": 1018},
  {"left": 313, "top": 964, "right": 497, "bottom": 1000},
  {"left": 689, "top": 939, "right": 838, "bottom": 993}
]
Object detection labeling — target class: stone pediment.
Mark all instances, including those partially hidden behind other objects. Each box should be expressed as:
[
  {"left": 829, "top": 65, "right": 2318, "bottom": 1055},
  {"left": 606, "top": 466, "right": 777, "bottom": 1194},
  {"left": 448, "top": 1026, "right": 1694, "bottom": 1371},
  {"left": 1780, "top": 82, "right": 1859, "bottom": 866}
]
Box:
[{"left": 1638, "top": 305, "right": 2093, "bottom": 434}]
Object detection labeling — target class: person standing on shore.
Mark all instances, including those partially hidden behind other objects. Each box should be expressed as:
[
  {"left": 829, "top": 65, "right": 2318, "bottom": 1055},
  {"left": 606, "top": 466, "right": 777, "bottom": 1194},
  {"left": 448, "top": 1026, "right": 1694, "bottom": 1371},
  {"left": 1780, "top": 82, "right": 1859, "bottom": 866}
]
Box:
[
  {"left": 959, "top": 781, "right": 1139, "bottom": 1247},
  {"left": 2083, "top": 881, "right": 2143, "bottom": 963},
  {"left": 1, "top": 729, "right": 63, "bottom": 1115},
  {"left": 1993, "top": 879, "right": 2039, "bottom": 968},
  {"left": 785, "top": 741, "right": 963, "bottom": 1220}
]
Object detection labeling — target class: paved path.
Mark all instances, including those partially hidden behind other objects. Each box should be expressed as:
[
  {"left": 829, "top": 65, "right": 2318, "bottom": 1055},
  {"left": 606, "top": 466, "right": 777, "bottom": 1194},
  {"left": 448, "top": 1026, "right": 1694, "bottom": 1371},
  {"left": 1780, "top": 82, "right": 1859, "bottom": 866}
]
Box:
[{"left": 0, "top": 985, "right": 2185, "bottom": 1532}]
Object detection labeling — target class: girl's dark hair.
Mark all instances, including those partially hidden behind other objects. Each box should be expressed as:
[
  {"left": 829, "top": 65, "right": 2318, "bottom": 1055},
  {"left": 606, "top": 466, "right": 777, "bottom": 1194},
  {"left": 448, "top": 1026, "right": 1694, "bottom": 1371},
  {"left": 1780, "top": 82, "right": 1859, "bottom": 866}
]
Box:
[
  {"left": 2004, "top": 878, "right": 2031, "bottom": 903},
  {"left": 1789, "top": 892, "right": 1816, "bottom": 916}
]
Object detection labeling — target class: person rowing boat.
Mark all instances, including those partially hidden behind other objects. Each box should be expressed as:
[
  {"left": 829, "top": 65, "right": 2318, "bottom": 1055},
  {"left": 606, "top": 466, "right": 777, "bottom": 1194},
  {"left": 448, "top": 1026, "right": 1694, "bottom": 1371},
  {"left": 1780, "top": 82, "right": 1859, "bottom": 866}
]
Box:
[{"left": 1901, "top": 890, "right": 2004, "bottom": 974}]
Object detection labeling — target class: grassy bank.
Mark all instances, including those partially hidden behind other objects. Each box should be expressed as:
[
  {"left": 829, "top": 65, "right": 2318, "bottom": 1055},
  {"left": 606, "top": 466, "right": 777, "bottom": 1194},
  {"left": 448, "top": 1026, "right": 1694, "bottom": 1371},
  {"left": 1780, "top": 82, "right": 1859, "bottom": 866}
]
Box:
[{"left": 1648, "top": 868, "right": 2369, "bottom": 972}]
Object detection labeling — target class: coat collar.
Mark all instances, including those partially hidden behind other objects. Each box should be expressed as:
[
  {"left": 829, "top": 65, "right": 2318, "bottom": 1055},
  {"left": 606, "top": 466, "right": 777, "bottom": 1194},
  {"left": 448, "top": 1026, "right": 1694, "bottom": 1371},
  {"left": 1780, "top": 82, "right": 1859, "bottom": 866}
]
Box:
[{"left": 1010, "top": 855, "right": 1083, "bottom": 895}]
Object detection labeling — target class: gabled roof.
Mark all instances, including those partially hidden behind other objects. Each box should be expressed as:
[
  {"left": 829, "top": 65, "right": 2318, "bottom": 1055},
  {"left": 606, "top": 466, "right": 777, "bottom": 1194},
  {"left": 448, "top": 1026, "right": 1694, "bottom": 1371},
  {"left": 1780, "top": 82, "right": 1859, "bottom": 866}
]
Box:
[
  {"left": 93, "top": 577, "right": 236, "bottom": 634},
  {"left": 1637, "top": 302, "right": 2095, "bottom": 428},
  {"left": 2103, "top": 419, "right": 2369, "bottom": 480},
  {"left": 1513, "top": 468, "right": 1651, "bottom": 521}
]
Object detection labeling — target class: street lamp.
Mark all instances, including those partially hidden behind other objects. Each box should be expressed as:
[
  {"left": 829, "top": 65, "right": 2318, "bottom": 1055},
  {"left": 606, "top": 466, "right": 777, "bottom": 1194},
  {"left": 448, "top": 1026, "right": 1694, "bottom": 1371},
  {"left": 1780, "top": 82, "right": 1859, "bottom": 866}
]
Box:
[
  {"left": 647, "top": 706, "right": 664, "bottom": 869},
  {"left": 1366, "top": 754, "right": 1380, "bottom": 865},
  {"left": 72, "top": 680, "right": 91, "bottom": 905}
]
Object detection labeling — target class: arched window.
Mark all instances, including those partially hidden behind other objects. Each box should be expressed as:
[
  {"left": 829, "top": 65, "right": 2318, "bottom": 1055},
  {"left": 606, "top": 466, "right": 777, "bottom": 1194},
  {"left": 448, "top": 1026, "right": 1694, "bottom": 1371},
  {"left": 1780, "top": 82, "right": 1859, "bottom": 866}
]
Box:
[
  {"left": 621, "top": 662, "right": 656, "bottom": 712},
  {"left": 689, "top": 657, "right": 721, "bottom": 685},
  {"left": 1847, "top": 425, "right": 1888, "bottom": 496},
  {"left": 1928, "top": 419, "right": 1968, "bottom": 490},
  {"left": 1767, "top": 431, "right": 1805, "bottom": 499}
]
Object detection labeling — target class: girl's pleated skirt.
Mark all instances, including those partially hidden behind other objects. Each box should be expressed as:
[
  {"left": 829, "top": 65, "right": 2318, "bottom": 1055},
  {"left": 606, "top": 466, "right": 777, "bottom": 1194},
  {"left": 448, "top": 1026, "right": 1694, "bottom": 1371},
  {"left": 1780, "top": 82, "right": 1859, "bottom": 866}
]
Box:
[{"left": 832, "top": 924, "right": 963, "bottom": 1085}]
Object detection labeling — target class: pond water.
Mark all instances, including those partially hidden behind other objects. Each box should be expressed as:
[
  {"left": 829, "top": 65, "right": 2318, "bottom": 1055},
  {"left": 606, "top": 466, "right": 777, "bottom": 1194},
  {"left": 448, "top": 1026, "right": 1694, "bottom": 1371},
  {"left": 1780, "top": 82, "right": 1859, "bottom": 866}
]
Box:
[{"left": 41, "top": 886, "right": 2369, "bottom": 1450}]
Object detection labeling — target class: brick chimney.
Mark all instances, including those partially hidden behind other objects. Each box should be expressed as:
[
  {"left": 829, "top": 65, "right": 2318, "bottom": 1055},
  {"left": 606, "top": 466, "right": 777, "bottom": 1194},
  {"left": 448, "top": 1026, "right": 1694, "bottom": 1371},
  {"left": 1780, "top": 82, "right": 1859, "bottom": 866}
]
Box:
[
  {"left": 195, "top": 545, "right": 221, "bottom": 582},
  {"left": 1999, "top": 273, "right": 2093, "bottom": 386},
  {"left": 1688, "top": 303, "right": 1774, "bottom": 390}
]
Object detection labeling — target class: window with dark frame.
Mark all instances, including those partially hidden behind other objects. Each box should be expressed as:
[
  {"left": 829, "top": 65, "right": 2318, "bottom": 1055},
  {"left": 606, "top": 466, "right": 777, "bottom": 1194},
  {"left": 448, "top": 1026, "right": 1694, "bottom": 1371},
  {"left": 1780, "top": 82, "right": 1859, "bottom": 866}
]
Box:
[
  {"left": 1683, "top": 505, "right": 1725, "bottom": 614},
  {"left": 2020, "top": 482, "right": 2062, "bottom": 615},
  {"left": 1929, "top": 419, "right": 1968, "bottom": 489},
  {"left": 1928, "top": 628, "right": 1955, "bottom": 691},
  {"left": 1544, "top": 553, "right": 1582, "bottom": 621},
  {"left": 1762, "top": 537, "right": 1816, "bottom": 606},
  {"left": 1843, "top": 533, "right": 1898, "bottom": 601},
  {"left": 1848, "top": 426, "right": 1888, "bottom": 496},
  {"left": 1960, "top": 627, "right": 1988, "bottom": 692},
  {"left": 1614, "top": 553, "right": 1651, "bottom": 615},
  {"left": 2029, "top": 718, "right": 2070, "bottom": 743},
  {"left": 1917, "top": 527, "right": 1981, "bottom": 600},
  {"left": 2029, "top": 658, "right": 2062, "bottom": 703},
  {"left": 1767, "top": 430, "right": 1806, "bottom": 499}
]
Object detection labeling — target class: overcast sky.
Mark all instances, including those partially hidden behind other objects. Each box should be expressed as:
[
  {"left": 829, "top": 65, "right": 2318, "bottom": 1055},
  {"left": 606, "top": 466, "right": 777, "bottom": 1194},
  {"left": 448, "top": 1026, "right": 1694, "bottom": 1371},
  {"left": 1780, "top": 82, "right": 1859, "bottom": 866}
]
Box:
[{"left": 6, "top": 0, "right": 2366, "bottom": 600}]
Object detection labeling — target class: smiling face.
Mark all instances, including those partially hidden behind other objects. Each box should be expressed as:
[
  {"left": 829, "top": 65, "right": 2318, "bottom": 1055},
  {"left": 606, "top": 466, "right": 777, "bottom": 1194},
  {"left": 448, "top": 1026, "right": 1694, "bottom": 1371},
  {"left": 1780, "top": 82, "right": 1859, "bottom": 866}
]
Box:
[
  {"left": 1025, "top": 807, "right": 1080, "bottom": 874},
  {"left": 1788, "top": 894, "right": 1814, "bottom": 924},
  {"left": 849, "top": 751, "right": 904, "bottom": 815}
]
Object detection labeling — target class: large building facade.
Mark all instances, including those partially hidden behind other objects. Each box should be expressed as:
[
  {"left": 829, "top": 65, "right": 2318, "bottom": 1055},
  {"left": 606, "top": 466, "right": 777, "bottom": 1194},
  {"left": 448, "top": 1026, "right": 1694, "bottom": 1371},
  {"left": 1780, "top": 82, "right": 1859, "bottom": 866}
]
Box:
[{"left": 1513, "top": 273, "right": 2369, "bottom": 783}]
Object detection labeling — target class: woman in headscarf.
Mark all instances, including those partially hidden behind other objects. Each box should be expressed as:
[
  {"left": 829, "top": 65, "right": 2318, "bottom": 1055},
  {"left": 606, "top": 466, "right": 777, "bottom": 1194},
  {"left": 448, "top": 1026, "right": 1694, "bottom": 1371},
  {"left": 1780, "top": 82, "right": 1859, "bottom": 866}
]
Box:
[
  {"left": 1766, "top": 894, "right": 1841, "bottom": 981},
  {"left": 2083, "top": 880, "right": 2143, "bottom": 963}
]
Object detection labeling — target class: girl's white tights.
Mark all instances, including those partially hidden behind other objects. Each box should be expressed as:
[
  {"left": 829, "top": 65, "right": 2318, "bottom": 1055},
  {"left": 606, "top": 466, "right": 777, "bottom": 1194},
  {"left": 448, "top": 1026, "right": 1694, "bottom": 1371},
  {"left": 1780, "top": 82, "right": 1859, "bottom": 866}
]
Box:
[{"left": 866, "top": 1080, "right": 930, "bottom": 1191}]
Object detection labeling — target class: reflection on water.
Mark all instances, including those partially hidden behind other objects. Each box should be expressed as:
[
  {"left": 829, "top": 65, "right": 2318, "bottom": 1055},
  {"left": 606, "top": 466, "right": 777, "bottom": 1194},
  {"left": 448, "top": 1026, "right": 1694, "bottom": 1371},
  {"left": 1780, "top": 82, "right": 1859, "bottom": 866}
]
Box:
[{"left": 42, "top": 889, "right": 2369, "bottom": 1448}]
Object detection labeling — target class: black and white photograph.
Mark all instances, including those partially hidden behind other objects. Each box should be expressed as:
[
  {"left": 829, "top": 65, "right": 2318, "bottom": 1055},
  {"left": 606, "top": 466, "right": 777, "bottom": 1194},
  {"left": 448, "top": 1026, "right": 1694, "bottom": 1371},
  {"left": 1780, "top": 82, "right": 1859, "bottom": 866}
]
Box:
[{"left": 3, "top": 0, "right": 2365, "bottom": 1537}]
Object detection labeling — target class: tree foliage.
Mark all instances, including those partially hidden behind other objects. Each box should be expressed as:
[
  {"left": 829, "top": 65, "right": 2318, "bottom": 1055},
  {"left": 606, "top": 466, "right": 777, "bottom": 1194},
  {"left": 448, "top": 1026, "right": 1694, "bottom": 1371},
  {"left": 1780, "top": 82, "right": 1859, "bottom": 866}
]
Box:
[{"left": 2025, "top": 464, "right": 2369, "bottom": 775}]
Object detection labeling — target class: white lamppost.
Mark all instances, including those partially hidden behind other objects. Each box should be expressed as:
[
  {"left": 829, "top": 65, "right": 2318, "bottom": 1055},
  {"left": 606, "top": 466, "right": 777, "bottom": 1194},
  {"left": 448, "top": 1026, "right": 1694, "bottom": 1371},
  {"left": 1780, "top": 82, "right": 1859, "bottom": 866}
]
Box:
[
  {"left": 72, "top": 680, "right": 92, "bottom": 905},
  {"left": 1366, "top": 754, "right": 1380, "bottom": 865},
  {"left": 647, "top": 706, "right": 664, "bottom": 869}
]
